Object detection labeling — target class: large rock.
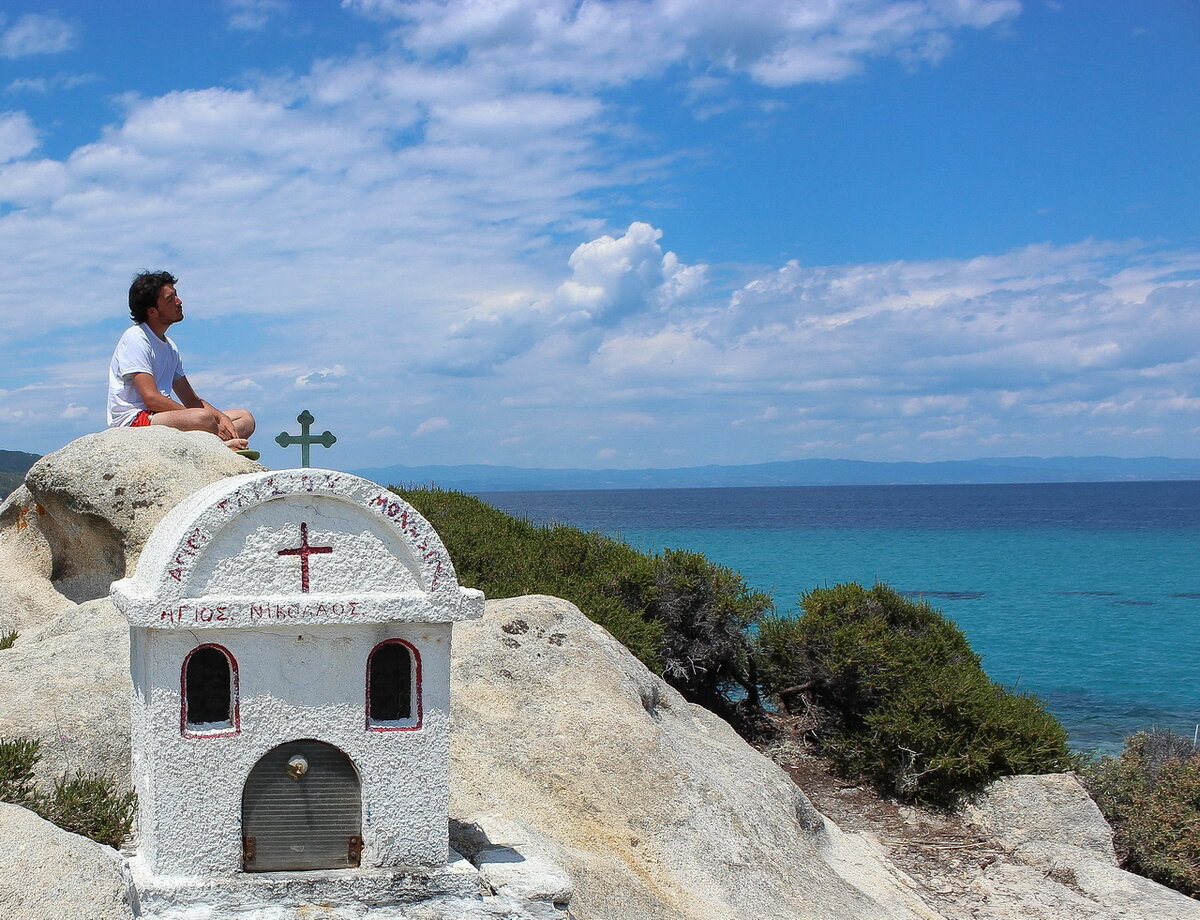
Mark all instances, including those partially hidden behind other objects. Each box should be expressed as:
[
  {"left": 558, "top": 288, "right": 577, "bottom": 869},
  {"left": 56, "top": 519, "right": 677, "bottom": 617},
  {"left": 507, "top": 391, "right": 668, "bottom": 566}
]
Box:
[
  {"left": 0, "top": 598, "right": 131, "bottom": 787},
  {"left": 0, "top": 429, "right": 260, "bottom": 787},
  {"left": 14, "top": 427, "right": 263, "bottom": 606},
  {"left": 963, "top": 774, "right": 1200, "bottom": 920},
  {"left": 0, "top": 803, "right": 133, "bottom": 920},
  {"left": 449, "top": 594, "right": 941, "bottom": 920},
  {"left": 964, "top": 773, "right": 1116, "bottom": 861},
  {"left": 0, "top": 485, "right": 73, "bottom": 635}
]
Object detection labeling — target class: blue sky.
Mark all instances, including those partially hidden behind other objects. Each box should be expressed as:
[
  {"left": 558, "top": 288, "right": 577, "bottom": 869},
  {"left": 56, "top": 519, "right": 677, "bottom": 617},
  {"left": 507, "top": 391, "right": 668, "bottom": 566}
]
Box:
[{"left": 1, "top": 0, "right": 1197, "bottom": 471}]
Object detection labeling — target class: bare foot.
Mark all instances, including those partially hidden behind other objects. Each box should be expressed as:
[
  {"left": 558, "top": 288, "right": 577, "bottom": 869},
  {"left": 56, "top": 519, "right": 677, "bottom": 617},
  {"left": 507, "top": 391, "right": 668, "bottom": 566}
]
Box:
[{"left": 224, "top": 438, "right": 249, "bottom": 451}]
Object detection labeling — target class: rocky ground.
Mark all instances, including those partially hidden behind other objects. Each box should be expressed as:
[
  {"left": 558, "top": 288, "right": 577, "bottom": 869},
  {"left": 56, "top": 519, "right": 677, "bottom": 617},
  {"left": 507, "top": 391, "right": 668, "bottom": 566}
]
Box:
[
  {"left": 762, "top": 723, "right": 1199, "bottom": 920},
  {"left": 781, "top": 748, "right": 1013, "bottom": 917}
]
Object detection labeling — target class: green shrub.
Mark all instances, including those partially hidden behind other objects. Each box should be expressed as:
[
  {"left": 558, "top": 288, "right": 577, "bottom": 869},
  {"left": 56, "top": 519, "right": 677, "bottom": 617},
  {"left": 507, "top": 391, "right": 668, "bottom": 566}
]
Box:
[
  {"left": 395, "top": 487, "right": 663, "bottom": 666},
  {"left": 0, "top": 631, "right": 16, "bottom": 651},
  {"left": 393, "top": 487, "right": 768, "bottom": 723},
  {"left": 754, "top": 583, "right": 1073, "bottom": 805},
  {"left": 611, "top": 548, "right": 771, "bottom": 721},
  {"left": 0, "top": 737, "right": 40, "bottom": 806},
  {"left": 39, "top": 771, "right": 136, "bottom": 850},
  {"left": 0, "top": 737, "right": 135, "bottom": 849},
  {"left": 1084, "top": 729, "right": 1200, "bottom": 898}
]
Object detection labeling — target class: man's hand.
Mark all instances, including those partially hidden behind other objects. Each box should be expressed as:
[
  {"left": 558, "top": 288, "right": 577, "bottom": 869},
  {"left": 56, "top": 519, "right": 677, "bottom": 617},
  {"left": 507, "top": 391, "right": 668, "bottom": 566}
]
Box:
[{"left": 212, "top": 410, "right": 239, "bottom": 442}]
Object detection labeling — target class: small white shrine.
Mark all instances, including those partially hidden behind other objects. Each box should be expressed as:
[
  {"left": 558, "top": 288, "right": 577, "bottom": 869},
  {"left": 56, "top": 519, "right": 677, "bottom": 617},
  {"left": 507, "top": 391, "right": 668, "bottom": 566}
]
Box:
[{"left": 109, "top": 469, "right": 483, "bottom": 879}]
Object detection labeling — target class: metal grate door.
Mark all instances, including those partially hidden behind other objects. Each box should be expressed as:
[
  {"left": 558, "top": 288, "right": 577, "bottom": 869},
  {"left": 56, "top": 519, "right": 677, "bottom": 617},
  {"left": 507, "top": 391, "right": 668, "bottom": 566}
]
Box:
[{"left": 241, "top": 739, "right": 362, "bottom": 871}]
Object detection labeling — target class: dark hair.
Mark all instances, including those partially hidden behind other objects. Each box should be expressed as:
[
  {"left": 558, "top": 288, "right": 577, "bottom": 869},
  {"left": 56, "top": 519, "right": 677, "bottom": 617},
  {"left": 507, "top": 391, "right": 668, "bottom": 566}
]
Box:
[{"left": 129, "top": 270, "right": 178, "bottom": 323}]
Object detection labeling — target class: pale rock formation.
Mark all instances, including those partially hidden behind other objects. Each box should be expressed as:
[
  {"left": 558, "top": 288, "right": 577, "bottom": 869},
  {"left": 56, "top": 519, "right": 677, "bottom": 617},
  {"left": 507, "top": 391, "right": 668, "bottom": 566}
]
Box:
[
  {"left": 449, "top": 594, "right": 941, "bottom": 920},
  {"left": 8, "top": 427, "right": 262, "bottom": 609},
  {"left": 0, "top": 428, "right": 259, "bottom": 786},
  {"left": 0, "top": 803, "right": 133, "bottom": 920},
  {"left": 0, "top": 598, "right": 131, "bottom": 787},
  {"left": 964, "top": 773, "right": 1117, "bottom": 860},
  {"left": 961, "top": 774, "right": 1200, "bottom": 920}
]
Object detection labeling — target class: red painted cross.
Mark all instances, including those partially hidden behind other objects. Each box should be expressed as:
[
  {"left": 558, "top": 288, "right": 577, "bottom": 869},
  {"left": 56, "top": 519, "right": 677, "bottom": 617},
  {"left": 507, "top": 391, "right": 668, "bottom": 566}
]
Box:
[{"left": 276, "top": 522, "right": 333, "bottom": 593}]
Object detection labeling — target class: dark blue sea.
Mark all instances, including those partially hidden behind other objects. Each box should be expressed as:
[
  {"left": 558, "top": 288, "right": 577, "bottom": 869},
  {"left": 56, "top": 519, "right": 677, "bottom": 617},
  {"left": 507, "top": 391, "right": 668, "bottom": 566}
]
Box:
[{"left": 475, "top": 481, "right": 1200, "bottom": 754}]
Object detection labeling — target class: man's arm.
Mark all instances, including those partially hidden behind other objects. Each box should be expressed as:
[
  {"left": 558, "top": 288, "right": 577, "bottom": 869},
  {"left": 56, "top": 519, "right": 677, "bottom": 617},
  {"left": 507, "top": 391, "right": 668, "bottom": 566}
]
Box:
[
  {"left": 131, "top": 373, "right": 240, "bottom": 441},
  {"left": 172, "top": 376, "right": 240, "bottom": 441},
  {"left": 131, "top": 372, "right": 188, "bottom": 413}
]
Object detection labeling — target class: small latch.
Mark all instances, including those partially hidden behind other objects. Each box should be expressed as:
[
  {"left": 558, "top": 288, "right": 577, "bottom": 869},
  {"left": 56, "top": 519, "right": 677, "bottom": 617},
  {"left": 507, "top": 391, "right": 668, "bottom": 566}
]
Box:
[
  {"left": 243, "top": 835, "right": 256, "bottom": 863},
  {"left": 348, "top": 834, "right": 364, "bottom": 866},
  {"left": 286, "top": 755, "right": 309, "bottom": 780}
]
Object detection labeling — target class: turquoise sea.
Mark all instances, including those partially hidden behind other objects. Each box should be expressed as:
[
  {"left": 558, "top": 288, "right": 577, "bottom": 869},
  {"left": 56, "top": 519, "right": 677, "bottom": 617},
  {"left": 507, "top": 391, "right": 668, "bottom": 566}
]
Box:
[{"left": 476, "top": 482, "right": 1200, "bottom": 754}]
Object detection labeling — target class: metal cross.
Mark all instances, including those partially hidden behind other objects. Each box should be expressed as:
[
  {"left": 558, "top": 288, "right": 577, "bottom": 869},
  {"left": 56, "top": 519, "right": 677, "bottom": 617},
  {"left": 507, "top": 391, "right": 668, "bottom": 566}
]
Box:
[
  {"left": 276, "top": 522, "right": 333, "bottom": 593},
  {"left": 275, "top": 410, "right": 337, "bottom": 468}
]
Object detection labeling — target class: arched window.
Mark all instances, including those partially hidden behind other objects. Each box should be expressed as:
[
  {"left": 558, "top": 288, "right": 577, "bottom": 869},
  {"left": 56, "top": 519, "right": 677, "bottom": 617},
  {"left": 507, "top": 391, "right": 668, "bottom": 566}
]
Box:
[
  {"left": 366, "top": 639, "right": 421, "bottom": 730},
  {"left": 181, "top": 644, "right": 239, "bottom": 737}
]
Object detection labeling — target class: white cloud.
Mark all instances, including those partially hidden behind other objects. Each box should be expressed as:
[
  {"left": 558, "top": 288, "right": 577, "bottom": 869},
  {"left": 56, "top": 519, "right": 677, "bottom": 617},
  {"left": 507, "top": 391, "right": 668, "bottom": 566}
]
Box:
[
  {"left": 574, "top": 240, "right": 1200, "bottom": 458},
  {"left": 430, "top": 222, "right": 706, "bottom": 375},
  {"left": 0, "top": 13, "right": 77, "bottom": 59},
  {"left": 225, "top": 377, "right": 263, "bottom": 392},
  {"left": 295, "top": 365, "right": 348, "bottom": 388},
  {"left": 557, "top": 221, "right": 704, "bottom": 325},
  {"left": 344, "top": 0, "right": 1021, "bottom": 91},
  {"left": 0, "top": 111, "right": 37, "bottom": 163},
  {"left": 5, "top": 72, "right": 97, "bottom": 95},
  {"left": 413, "top": 416, "right": 450, "bottom": 436},
  {"left": 60, "top": 402, "right": 88, "bottom": 419},
  {"left": 225, "top": 0, "right": 290, "bottom": 31}
]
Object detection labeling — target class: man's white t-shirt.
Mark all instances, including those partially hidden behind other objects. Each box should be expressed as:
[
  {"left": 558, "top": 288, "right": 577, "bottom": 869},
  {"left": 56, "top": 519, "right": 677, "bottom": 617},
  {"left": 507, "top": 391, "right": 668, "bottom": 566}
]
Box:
[{"left": 107, "top": 323, "right": 185, "bottom": 427}]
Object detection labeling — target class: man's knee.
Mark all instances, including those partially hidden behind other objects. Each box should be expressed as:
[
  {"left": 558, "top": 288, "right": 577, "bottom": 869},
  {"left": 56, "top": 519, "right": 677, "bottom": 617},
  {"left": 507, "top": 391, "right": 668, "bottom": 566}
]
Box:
[{"left": 230, "top": 409, "right": 256, "bottom": 438}]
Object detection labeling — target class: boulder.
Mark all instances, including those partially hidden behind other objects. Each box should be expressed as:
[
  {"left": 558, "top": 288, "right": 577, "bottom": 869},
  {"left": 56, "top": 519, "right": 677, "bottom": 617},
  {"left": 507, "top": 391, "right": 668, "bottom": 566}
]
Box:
[
  {"left": 0, "top": 803, "right": 133, "bottom": 920},
  {"left": 0, "top": 485, "right": 74, "bottom": 635},
  {"left": 0, "top": 429, "right": 258, "bottom": 787},
  {"left": 0, "top": 599, "right": 131, "bottom": 788},
  {"left": 964, "top": 773, "right": 1116, "bottom": 861},
  {"left": 449, "top": 594, "right": 941, "bottom": 920},
  {"left": 15, "top": 427, "right": 262, "bottom": 606},
  {"left": 964, "top": 774, "right": 1200, "bottom": 920}
]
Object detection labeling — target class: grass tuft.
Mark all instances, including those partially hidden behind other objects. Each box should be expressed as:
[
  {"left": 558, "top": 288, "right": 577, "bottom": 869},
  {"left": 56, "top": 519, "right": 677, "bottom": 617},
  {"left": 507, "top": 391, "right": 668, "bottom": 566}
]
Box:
[{"left": 0, "top": 736, "right": 135, "bottom": 849}]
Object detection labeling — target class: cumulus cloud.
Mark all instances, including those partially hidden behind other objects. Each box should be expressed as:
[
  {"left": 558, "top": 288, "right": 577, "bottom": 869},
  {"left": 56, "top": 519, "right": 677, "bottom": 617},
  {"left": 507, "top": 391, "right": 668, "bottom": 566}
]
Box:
[
  {"left": 556, "top": 222, "right": 706, "bottom": 325},
  {"left": 0, "top": 110, "right": 37, "bottom": 162},
  {"left": 0, "top": 13, "right": 77, "bottom": 59},
  {"left": 344, "top": 0, "right": 1020, "bottom": 90},
  {"left": 430, "top": 222, "right": 706, "bottom": 374}
]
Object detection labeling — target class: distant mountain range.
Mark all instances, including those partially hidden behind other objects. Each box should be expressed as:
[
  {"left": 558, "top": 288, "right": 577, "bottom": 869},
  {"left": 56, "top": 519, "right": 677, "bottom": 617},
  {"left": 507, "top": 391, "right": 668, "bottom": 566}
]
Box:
[
  {"left": 0, "top": 449, "right": 39, "bottom": 499},
  {"left": 352, "top": 456, "right": 1200, "bottom": 492},
  {"left": 3, "top": 449, "right": 1197, "bottom": 499}
]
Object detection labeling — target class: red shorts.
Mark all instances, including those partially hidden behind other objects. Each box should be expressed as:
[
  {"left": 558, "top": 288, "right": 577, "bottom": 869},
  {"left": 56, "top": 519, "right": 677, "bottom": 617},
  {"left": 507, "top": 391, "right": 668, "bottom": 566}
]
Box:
[{"left": 130, "top": 410, "right": 154, "bottom": 428}]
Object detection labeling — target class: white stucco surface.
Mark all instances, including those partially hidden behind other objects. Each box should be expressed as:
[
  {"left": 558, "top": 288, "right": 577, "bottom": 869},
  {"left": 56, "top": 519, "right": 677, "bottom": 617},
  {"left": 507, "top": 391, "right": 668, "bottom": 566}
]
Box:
[
  {"left": 110, "top": 470, "right": 483, "bottom": 879},
  {"left": 112, "top": 469, "right": 483, "bottom": 627}
]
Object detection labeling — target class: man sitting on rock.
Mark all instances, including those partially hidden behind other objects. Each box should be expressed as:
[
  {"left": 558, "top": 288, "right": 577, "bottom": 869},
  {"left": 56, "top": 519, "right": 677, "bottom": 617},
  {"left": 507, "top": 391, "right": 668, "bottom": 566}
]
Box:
[{"left": 107, "top": 271, "right": 257, "bottom": 456}]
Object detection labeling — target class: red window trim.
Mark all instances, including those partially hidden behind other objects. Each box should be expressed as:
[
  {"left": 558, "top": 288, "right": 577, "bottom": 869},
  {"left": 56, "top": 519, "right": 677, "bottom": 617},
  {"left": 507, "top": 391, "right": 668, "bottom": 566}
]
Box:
[
  {"left": 365, "top": 639, "right": 423, "bottom": 732},
  {"left": 180, "top": 643, "right": 241, "bottom": 739}
]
